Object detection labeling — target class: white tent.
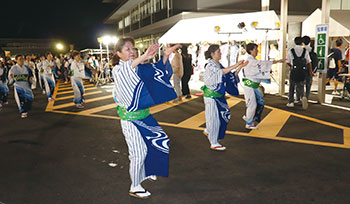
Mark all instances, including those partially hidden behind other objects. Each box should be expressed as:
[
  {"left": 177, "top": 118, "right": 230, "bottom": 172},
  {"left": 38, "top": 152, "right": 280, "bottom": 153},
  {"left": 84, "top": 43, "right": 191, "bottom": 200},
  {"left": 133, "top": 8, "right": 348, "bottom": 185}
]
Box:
[
  {"left": 302, "top": 9, "right": 350, "bottom": 38},
  {"left": 158, "top": 11, "right": 281, "bottom": 44}
]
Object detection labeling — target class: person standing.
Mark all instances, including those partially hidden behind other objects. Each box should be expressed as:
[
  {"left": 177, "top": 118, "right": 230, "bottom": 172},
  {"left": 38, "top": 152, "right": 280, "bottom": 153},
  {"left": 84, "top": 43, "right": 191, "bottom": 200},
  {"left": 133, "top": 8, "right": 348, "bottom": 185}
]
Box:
[
  {"left": 326, "top": 39, "right": 343, "bottom": 95},
  {"left": 171, "top": 48, "right": 183, "bottom": 102},
  {"left": 286, "top": 37, "right": 313, "bottom": 109},
  {"left": 181, "top": 45, "right": 193, "bottom": 99},
  {"left": 8, "top": 55, "right": 34, "bottom": 118},
  {"left": 0, "top": 60, "right": 9, "bottom": 108},
  {"left": 111, "top": 37, "right": 180, "bottom": 199},
  {"left": 70, "top": 51, "right": 86, "bottom": 108},
  {"left": 202, "top": 44, "right": 248, "bottom": 150},
  {"left": 242, "top": 43, "right": 285, "bottom": 129},
  {"left": 301, "top": 36, "right": 317, "bottom": 100},
  {"left": 24, "top": 56, "right": 37, "bottom": 90},
  {"left": 42, "top": 53, "right": 56, "bottom": 101}
]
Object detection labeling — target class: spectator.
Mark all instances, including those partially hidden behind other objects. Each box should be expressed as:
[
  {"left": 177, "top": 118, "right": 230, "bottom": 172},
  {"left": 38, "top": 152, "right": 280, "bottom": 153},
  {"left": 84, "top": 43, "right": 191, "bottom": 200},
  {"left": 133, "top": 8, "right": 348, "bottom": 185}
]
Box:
[
  {"left": 170, "top": 48, "right": 183, "bottom": 102},
  {"left": 181, "top": 45, "right": 192, "bottom": 99},
  {"left": 326, "top": 39, "right": 343, "bottom": 95},
  {"left": 286, "top": 37, "right": 313, "bottom": 109}
]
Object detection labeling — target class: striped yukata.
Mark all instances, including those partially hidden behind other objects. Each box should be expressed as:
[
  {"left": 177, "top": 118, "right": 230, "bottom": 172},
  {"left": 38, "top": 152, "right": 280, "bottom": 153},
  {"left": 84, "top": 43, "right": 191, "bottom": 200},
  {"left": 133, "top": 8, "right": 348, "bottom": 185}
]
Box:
[
  {"left": 8, "top": 64, "right": 34, "bottom": 114},
  {"left": 112, "top": 58, "right": 177, "bottom": 189},
  {"left": 202, "top": 59, "right": 240, "bottom": 146},
  {"left": 0, "top": 67, "right": 9, "bottom": 105},
  {"left": 42, "top": 60, "right": 56, "bottom": 99},
  {"left": 70, "top": 60, "right": 85, "bottom": 104},
  {"left": 242, "top": 55, "right": 273, "bottom": 126}
]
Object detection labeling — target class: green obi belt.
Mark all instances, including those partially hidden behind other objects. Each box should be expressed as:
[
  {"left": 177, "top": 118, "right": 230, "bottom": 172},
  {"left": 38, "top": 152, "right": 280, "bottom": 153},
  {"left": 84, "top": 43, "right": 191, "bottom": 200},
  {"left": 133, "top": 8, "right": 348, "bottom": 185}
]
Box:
[
  {"left": 68, "top": 70, "right": 74, "bottom": 76},
  {"left": 116, "top": 105, "right": 150, "bottom": 120},
  {"left": 243, "top": 78, "right": 260, "bottom": 89},
  {"left": 14, "top": 74, "right": 29, "bottom": 82},
  {"left": 200, "top": 85, "right": 223, "bottom": 98}
]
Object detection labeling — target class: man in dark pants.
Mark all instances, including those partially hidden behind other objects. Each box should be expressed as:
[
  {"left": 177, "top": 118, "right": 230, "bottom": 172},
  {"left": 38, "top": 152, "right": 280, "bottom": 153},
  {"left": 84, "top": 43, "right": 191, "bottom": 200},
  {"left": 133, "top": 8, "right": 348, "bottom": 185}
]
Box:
[
  {"left": 326, "top": 39, "right": 343, "bottom": 95},
  {"left": 181, "top": 46, "right": 193, "bottom": 99},
  {"left": 286, "top": 37, "right": 313, "bottom": 110}
]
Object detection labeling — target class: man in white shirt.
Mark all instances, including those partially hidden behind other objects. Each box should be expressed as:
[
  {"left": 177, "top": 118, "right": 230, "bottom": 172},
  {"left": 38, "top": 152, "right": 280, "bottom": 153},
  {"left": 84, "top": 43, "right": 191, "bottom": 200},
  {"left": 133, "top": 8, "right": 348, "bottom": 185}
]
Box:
[{"left": 286, "top": 37, "right": 313, "bottom": 110}]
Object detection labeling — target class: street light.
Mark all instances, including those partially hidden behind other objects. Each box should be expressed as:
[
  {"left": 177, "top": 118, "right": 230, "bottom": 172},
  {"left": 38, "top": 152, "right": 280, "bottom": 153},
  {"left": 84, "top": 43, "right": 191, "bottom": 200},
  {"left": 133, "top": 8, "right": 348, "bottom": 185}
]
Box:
[{"left": 56, "top": 43, "right": 64, "bottom": 50}]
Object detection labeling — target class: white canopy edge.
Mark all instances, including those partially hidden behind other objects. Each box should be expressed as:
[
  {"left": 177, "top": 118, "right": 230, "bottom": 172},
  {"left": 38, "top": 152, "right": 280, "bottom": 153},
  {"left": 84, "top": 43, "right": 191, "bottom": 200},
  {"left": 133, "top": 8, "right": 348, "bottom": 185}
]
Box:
[
  {"left": 158, "top": 11, "right": 281, "bottom": 44},
  {"left": 302, "top": 8, "right": 350, "bottom": 38}
]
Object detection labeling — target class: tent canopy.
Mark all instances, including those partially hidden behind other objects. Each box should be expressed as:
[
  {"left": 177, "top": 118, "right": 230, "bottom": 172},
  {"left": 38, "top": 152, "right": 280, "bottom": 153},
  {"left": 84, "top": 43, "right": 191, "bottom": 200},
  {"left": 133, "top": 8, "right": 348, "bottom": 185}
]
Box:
[
  {"left": 158, "top": 11, "right": 281, "bottom": 44},
  {"left": 302, "top": 9, "right": 350, "bottom": 38}
]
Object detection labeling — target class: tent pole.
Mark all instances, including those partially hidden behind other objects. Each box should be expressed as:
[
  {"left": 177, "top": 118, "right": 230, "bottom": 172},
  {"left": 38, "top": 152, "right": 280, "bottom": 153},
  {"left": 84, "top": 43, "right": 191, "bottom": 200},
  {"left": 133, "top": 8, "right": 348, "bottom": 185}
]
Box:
[{"left": 279, "top": 0, "right": 288, "bottom": 96}]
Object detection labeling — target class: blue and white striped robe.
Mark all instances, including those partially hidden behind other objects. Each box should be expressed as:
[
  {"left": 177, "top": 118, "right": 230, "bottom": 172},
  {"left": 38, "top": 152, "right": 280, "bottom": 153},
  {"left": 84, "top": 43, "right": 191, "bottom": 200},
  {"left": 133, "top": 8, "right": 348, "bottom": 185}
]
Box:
[
  {"left": 112, "top": 58, "right": 176, "bottom": 187},
  {"left": 42, "top": 60, "right": 56, "bottom": 98},
  {"left": 203, "top": 59, "right": 240, "bottom": 145},
  {"left": 0, "top": 67, "right": 9, "bottom": 104}
]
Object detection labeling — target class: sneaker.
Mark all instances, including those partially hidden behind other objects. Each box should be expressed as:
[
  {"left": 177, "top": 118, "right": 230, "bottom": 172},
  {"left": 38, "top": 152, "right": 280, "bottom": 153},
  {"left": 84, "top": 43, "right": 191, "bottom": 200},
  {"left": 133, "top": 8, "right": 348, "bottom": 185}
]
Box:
[
  {"left": 185, "top": 95, "right": 192, "bottom": 99},
  {"left": 245, "top": 124, "right": 258, "bottom": 129},
  {"left": 21, "top": 112, "right": 28, "bottom": 118},
  {"left": 42, "top": 91, "right": 46, "bottom": 95},
  {"left": 286, "top": 103, "right": 294, "bottom": 108},
  {"left": 242, "top": 115, "right": 246, "bottom": 121},
  {"left": 76, "top": 104, "right": 84, "bottom": 108},
  {"left": 332, "top": 91, "right": 340, "bottom": 95},
  {"left": 301, "top": 96, "right": 308, "bottom": 110},
  {"left": 294, "top": 100, "right": 300, "bottom": 104}
]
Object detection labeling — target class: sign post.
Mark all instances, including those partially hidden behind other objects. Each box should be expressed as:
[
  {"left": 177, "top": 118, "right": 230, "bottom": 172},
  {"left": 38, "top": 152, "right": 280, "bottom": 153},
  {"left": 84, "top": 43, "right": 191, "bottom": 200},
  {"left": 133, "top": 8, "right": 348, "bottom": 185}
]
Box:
[{"left": 315, "top": 24, "right": 329, "bottom": 73}]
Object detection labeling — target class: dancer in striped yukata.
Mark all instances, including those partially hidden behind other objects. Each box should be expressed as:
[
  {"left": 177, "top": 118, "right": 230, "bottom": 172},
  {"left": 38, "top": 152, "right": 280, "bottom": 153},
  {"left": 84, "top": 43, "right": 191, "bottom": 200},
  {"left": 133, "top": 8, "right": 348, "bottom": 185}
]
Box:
[
  {"left": 42, "top": 53, "right": 56, "bottom": 101},
  {"left": 0, "top": 61, "right": 9, "bottom": 108},
  {"left": 202, "top": 44, "right": 248, "bottom": 151},
  {"left": 242, "top": 43, "right": 285, "bottom": 129},
  {"left": 8, "top": 55, "right": 34, "bottom": 118},
  {"left": 37, "top": 56, "right": 46, "bottom": 95},
  {"left": 111, "top": 37, "right": 180, "bottom": 199},
  {"left": 70, "top": 51, "right": 86, "bottom": 108}
]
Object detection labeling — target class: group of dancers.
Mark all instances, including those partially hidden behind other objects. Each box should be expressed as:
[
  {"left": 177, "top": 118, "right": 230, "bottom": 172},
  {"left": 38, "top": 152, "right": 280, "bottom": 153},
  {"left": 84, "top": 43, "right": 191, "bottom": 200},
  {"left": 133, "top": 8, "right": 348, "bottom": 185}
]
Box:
[
  {"left": 1, "top": 37, "right": 285, "bottom": 198},
  {"left": 110, "top": 37, "right": 284, "bottom": 199},
  {"left": 0, "top": 51, "right": 96, "bottom": 117}
]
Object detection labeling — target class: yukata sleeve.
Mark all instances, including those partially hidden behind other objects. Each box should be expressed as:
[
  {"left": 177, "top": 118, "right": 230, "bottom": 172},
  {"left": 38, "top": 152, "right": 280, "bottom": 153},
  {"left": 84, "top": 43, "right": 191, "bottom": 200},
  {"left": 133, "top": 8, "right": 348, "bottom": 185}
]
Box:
[
  {"left": 224, "top": 71, "right": 240, "bottom": 96},
  {"left": 204, "top": 63, "right": 222, "bottom": 86},
  {"left": 155, "top": 57, "right": 173, "bottom": 79}
]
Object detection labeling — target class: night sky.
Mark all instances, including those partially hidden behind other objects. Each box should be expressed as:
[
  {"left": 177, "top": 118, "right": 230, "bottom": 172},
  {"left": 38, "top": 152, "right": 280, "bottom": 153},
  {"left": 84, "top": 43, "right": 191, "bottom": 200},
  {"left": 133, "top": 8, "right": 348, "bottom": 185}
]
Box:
[{"left": 0, "top": 0, "right": 121, "bottom": 49}]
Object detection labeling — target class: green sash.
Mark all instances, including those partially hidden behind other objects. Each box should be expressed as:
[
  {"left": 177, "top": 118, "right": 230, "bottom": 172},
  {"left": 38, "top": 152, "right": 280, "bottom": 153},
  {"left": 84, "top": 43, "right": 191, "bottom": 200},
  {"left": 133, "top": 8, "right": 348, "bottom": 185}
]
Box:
[
  {"left": 243, "top": 78, "right": 260, "bottom": 88},
  {"left": 116, "top": 106, "right": 150, "bottom": 121},
  {"left": 14, "top": 74, "right": 29, "bottom": 82},
  {"left": 201, "top": 85, "right": 223, "bottom": 98}
]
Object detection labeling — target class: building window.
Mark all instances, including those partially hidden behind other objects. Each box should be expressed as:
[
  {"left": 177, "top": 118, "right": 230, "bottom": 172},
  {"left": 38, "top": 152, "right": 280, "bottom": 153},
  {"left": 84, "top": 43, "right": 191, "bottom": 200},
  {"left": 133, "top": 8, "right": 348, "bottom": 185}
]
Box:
[
  {"left": 331, "top": 0, "right": 341, "bottom": 9},
  {"left": 118, "top": 19, "right": 124, "bottom": 29},
  {"left": 154, "top": 0, "right": 161, "bottom": 12},
  {"left": 125, "top": 15, "right": 131, "bottom": 27},
  {"left": 342, "top": 0, "right": 350, "bottom": 9},
  {"left": 161, "top": 0, "right": 167, "bottom": 10}
]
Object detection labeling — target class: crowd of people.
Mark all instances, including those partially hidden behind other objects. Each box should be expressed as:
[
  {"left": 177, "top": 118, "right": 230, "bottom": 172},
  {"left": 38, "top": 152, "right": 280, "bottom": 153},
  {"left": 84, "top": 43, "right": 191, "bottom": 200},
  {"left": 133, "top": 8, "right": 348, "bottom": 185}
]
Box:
[
  {"left": 1, "top": 35, "right": 349, "bottom": 199},
  {"left": 0, "top": 52, "right": 113, "bottom": 117}
]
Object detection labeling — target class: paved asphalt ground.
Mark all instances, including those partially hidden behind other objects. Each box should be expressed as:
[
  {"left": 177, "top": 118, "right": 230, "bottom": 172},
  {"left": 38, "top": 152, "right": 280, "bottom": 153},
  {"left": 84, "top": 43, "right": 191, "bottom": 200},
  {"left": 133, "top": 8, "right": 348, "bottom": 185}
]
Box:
[{"left": 0, "top": 82, "right": 350, "bottom": 204}]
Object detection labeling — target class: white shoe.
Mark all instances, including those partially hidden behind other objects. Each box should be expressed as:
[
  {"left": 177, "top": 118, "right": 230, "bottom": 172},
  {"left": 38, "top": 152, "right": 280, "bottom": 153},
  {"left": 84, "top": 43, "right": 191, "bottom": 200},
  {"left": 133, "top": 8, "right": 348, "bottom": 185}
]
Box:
[
  {"left": 148, "top": 175, "right": 157, "bottom": 182},
  {"left": 76, "top": 104, "right": 84, "bottom": 108},
  {"left": 242, "top": 115, "right": 246, "bottom": 121},
  {"left": 301, "top": 97, "right": 308, "bottom": 110},
  {"left": 245, "top": 124, "right": 258, "bottom": 130},
  {"left": 42, "top": 91, "right": 46, "bottom": 95},
  {"left": 210, "top": 144, "right": 226, "bottom": 151},
  {"left": 129, "top": 185, "right": 151, "bottom": 199},
  {"left": 286, "top": 103, "right": 294, "bottom": 108},
  {"left": 332, "top": 91, "right": 340, "bottom": 95},
  {"left": 21, "top": 112, "right": 28, "bottom": 118}
]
